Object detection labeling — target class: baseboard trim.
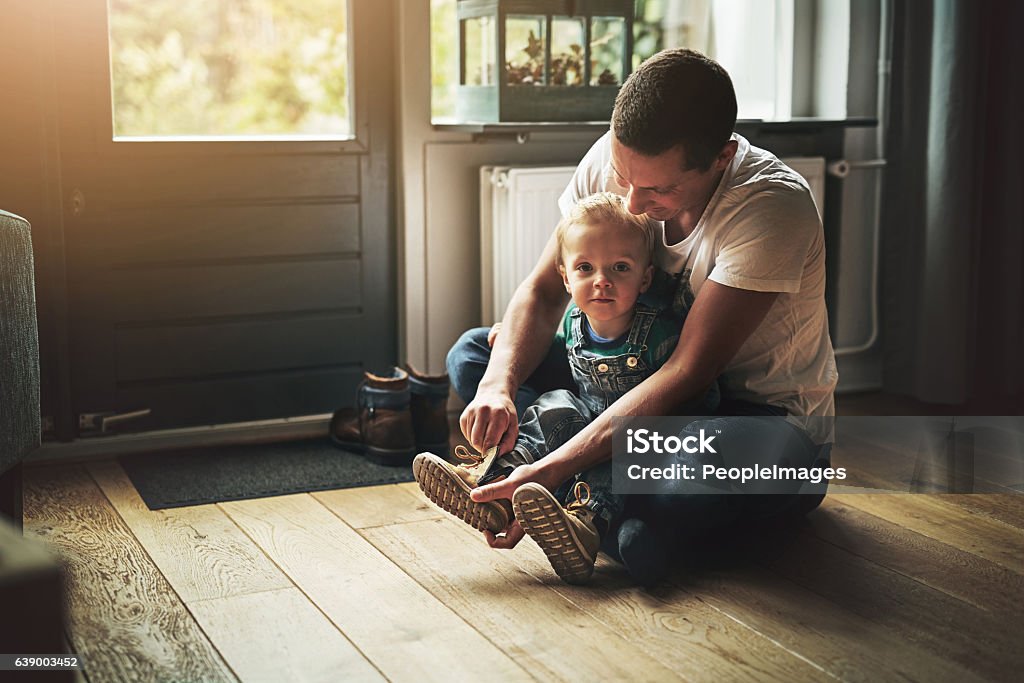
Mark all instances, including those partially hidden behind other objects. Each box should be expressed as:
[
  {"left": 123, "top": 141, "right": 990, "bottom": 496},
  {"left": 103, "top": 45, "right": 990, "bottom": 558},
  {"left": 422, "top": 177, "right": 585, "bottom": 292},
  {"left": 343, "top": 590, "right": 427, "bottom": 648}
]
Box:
[{"left": 27, "top": 414, "right": 332, "bottom": 465}]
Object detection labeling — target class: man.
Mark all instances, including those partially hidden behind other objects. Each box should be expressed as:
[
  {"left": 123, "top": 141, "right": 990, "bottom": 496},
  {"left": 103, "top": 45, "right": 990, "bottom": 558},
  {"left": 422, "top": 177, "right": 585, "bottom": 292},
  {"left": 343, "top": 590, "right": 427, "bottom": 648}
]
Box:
[{"left": 445, "top": 48, "right": 837, "bottom": 580}]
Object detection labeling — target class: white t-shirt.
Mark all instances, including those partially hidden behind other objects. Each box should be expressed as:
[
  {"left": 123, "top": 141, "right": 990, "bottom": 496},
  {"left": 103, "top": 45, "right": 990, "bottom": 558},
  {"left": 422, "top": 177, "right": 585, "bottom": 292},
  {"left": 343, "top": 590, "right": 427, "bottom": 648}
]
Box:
[{"left": 559, "top": 132, "right": 838, "bottom": 433}]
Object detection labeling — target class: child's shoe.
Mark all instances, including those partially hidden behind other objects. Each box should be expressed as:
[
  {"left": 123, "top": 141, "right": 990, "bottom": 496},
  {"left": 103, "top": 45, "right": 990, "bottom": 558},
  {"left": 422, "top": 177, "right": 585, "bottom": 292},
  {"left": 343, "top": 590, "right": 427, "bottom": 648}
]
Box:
[
  {"left": 513, "top": 481, "right": 601, "bottom": 585},
  {"left": 412, "top": 446, "right": 514, "bottom": 534}
]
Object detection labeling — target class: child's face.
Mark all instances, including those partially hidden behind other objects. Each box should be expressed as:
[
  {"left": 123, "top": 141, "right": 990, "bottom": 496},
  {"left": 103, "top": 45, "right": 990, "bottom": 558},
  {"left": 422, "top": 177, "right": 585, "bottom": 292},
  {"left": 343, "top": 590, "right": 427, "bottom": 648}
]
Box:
[{"left": 558, "top": 220, "right": 654, "bottom": 329}]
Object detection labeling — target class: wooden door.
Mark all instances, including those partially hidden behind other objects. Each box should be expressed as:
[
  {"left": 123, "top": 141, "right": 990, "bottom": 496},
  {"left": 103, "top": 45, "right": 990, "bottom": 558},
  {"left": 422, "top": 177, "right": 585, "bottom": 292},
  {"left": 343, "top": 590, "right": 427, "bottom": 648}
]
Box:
[{"left": 53, "top": 0, "right": 396, "bottom": 433}]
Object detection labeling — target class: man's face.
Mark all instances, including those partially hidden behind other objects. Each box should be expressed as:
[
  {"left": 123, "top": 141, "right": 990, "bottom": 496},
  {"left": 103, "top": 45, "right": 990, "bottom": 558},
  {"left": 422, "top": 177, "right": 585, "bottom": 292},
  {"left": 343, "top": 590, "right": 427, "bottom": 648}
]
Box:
[{"left": 609, "top": 137, "right": 730, "bottom": 224}]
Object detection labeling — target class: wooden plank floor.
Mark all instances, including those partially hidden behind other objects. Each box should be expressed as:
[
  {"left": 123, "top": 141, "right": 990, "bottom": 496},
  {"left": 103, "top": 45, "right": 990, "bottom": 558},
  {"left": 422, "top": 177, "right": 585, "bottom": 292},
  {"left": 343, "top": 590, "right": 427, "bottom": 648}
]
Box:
[{"left": 23, "top": 461, "right": 1024, "bottom": 683}]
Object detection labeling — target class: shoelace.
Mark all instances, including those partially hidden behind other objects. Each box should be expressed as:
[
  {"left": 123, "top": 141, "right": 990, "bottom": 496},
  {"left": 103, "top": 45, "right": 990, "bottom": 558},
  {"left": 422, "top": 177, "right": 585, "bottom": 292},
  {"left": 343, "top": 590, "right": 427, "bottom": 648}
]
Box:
[
  {"left": 454, "top": 445, "right": 485, "bottom": 468},
  {"left": 566, "top": 480, "right": 591, "bottom": 511}
]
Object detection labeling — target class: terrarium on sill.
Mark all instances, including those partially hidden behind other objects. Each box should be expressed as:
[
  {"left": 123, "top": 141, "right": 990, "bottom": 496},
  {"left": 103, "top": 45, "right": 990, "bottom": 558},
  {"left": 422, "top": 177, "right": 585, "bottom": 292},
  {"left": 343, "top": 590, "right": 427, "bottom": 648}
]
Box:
[{"left": 457, "top": 0, "right": 634, "bottom": 123}]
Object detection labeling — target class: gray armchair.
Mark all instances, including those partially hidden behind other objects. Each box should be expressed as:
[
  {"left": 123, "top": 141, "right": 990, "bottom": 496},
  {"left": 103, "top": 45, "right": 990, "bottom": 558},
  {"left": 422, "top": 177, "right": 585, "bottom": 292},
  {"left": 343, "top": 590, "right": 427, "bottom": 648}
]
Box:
[{"left": 0, "top": 209, "right": 41, "bottom": 529}]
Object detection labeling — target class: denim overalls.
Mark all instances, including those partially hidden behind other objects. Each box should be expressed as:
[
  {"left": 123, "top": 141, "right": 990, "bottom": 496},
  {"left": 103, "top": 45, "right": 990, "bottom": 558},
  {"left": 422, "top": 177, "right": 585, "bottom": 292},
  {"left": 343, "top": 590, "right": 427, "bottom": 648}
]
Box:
[
  {"left": 567, "top": 305, "right": 661, "bottom": 415},
  {"left": 502, "top": 305, "right": 669, "bottom": 525}
]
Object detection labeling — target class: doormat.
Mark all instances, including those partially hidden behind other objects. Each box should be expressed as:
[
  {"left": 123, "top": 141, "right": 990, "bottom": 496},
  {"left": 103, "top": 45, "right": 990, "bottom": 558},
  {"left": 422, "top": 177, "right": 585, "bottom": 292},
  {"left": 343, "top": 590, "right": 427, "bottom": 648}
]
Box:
[{"left": 118, "top": 440, "right": 414, "bottom": 510}]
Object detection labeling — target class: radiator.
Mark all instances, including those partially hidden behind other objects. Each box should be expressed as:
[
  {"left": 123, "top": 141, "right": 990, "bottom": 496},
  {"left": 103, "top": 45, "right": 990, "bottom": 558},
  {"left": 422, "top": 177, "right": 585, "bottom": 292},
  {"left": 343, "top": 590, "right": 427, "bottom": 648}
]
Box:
[
  {"left": 479, "top": 157, "right": 824, "bottom": 324},
  {"left": 479, "top": 165, "right": 576, "bottom": 324}
]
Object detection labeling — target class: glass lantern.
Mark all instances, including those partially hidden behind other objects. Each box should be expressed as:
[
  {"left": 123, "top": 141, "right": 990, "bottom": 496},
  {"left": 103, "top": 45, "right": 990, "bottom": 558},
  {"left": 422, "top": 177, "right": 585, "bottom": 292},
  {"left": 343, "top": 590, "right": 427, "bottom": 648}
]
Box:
[{"left": 457, "top": 0, "right": 634, "bottom": 122}]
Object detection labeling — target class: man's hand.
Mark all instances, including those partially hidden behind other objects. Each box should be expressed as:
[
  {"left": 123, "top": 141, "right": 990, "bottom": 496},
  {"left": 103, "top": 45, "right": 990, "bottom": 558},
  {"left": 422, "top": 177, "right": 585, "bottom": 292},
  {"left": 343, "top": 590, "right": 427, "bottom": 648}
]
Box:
[
  {"left": 482, "top": 520, "right": 526, "bottom": 549},
  {"left": 471, "top": 462, "right": 566, "bottom": 549},
  {"left": 460, "top": 388, "right": 519, "bottom": 455}
]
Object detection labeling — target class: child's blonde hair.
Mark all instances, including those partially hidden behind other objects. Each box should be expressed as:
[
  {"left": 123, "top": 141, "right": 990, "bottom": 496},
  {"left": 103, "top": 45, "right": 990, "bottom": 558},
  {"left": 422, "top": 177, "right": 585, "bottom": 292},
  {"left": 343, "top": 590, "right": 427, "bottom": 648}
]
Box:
[{"left": 555, "top": 192, "right": 656, "bottom": 266}]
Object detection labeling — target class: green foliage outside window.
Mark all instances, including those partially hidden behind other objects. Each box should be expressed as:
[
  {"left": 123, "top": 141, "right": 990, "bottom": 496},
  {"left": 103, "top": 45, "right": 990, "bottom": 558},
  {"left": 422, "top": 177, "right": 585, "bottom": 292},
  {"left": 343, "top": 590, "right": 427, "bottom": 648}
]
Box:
[{"left": 109, "top": 0, "right": 350, "bottom": 138}]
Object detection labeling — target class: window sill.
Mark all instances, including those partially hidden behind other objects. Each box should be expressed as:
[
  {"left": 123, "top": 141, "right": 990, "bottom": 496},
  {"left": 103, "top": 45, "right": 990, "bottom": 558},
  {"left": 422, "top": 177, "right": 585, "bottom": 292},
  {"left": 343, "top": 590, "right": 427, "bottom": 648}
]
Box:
[{"left": 432, "top": 117, "right": 877, "bottom": 141}]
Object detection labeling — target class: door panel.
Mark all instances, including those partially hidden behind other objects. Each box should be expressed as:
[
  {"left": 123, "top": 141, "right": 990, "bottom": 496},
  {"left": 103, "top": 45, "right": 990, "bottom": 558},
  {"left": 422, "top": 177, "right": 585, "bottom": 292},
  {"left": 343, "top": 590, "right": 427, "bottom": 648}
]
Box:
[
  {"left": 54, "top": 0, "right": 395, "bottom": 433},
  {"left": 98, "top": 204, "right": 362, "bottom": 263},
  {"left": 115, "top": 313, "right": 365, "bottom": 383},
  {"left": 105, "top": 261, "right": 361, "bottom": 322},
  {"left": 99, "top": 154, "right": 361, "bottom": 205}
]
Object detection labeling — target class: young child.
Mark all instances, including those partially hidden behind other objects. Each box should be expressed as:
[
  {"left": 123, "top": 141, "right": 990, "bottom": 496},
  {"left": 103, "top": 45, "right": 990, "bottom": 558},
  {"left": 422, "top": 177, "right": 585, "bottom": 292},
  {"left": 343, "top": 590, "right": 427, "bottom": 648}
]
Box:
[{"left": 414, "top": 192, "right": 712, "bottom": 585}]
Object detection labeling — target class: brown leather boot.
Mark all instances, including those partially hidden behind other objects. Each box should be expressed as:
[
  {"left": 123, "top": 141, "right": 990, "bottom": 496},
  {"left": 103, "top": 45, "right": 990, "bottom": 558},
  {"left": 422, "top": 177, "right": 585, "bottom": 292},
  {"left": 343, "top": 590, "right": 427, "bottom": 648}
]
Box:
[
  {"left": 412, "top": 446, "right": 515, "bottom": 534},
  {"left": 330, "top": 368, "right": 415, "bottom": 466},
  {"left": 404, "top": 363, "right": 450, "bottom": 455}
]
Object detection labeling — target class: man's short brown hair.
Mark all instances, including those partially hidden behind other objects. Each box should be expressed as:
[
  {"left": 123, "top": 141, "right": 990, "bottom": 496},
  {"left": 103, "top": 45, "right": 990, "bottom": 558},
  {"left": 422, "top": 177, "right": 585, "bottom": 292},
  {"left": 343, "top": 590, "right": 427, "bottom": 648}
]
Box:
[{"left": 612, "top": 48, "right": 737, "bottom": 172}]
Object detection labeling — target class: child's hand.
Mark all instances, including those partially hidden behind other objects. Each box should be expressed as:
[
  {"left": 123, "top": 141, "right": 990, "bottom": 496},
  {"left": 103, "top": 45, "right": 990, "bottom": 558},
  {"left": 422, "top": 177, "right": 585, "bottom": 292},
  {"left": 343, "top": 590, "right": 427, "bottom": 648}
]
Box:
[{"left": 487, "top": 322, "right": 502, "bottom": 348}]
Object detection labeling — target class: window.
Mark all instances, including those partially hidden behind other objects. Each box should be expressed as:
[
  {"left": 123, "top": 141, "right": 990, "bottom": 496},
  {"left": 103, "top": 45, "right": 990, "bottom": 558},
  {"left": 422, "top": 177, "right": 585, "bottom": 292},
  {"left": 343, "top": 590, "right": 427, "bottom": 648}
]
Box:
[
  {"left": 432, "top": 0, "right": 844, "bottom": 123},
  {"left": 107, "top": 0, "right": 352, "bottom": 140}
]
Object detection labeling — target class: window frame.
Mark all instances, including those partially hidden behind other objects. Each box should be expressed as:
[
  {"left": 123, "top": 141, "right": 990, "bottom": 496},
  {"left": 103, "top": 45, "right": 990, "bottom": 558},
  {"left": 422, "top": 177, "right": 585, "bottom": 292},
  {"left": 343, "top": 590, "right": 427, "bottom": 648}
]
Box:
[{"left": 101, "top": 0, "right": 367, "bottom": 156}]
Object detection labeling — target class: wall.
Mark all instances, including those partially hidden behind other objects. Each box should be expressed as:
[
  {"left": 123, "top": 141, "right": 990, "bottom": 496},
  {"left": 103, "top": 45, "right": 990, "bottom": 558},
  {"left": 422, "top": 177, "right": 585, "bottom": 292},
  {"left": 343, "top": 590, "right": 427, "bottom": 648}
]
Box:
[
  {"left": 0, "top": 0, "right": 73, "bottom": 437},
  {"left": 831, "top": 0, "right": 884, "bottom": 391}
]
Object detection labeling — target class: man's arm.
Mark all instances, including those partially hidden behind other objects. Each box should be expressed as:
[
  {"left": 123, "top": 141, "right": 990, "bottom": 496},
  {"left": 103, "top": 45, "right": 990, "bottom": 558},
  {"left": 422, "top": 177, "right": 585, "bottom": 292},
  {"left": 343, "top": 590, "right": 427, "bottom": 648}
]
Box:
[
  {"left": 462, "top": 229, "right": 569, "bottom": 455},
  {"left": 472, "top": 280, "right": 779, "bottom": 521}
]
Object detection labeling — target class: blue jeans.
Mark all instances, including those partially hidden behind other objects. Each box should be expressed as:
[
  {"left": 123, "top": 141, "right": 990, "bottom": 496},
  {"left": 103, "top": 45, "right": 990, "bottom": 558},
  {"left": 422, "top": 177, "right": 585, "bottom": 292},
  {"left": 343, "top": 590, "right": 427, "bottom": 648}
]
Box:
[
  {"left": 447, "top": 327, "right": 576, "bottom": 420},
  {"left": 447, "top": 327, "right": 830, "bottom": 543},
  {"left": 447, "top": 328, "right": 612, "bottom": 516},
  {"left": 509, "top": 389, "right": 621, "bottom": 525},
  {"left": 632, "top": 405, "right": 832, "bottom": 543}
]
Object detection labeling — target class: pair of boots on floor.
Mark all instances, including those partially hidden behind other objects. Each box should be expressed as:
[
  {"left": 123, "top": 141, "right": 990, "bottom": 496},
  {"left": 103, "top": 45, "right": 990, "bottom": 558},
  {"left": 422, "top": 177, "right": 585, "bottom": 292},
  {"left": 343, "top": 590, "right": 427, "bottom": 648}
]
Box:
[
  {"left": 413, "top": 448, "right": 668, "bottom": 586},
  {"left": 330, "top": 366, "right": 450, "bottom": 466}
]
